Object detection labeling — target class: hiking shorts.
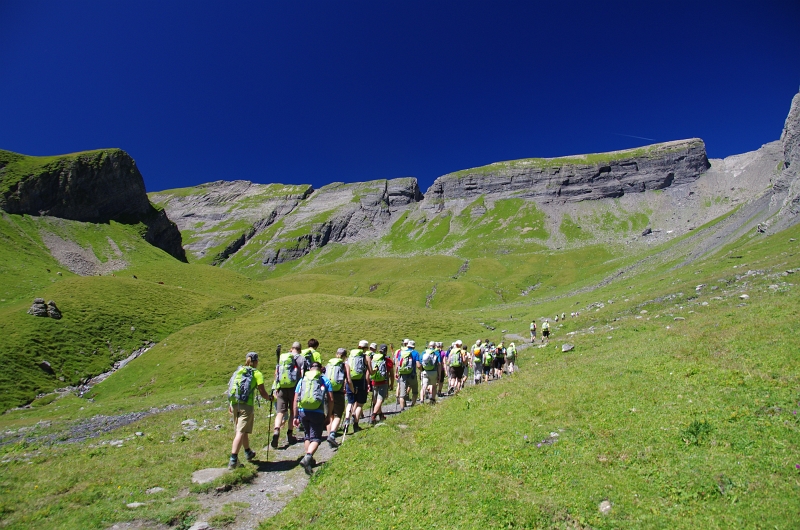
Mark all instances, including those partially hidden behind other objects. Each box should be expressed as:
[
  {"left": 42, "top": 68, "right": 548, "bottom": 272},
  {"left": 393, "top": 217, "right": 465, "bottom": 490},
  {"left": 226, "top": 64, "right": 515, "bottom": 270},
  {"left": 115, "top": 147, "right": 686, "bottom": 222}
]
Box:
[
  {"left": 232, "top": 404, "right": 255, "bottom": 434},
  {"left": 473, "top": 363, "right": 483, "bottom": 376},
  {"left": 373, "top": 383, "right": 388, "bottom": 401},
  {"left": 332, "top": 391, "right": 345, "bottom": 418},
  {"left": 275, "top": 388, "right": 295, "bottom": 415},
  {"left": 449, "top": 366, "right": 464, "bottom": 379},
  {"left": 346, "top": 377, "right": 368, "bottom": 405},
  {"left": 438, "top": 368, "right": 445, "bottom": 383},
  {"left": 543, "top": 329, "right": 550, "bottom": 337},
  {"left": 398, "top": 374, "right": 418, "bottom": 400},
  {"left": 421, "top": 370, "right": 437, "bottom": 388},
  {"left": 494, "top": 357, "right": 505, "bottom": 370},
  {"left": 299, "top": 411, "right": 325, "bottom": 443}
]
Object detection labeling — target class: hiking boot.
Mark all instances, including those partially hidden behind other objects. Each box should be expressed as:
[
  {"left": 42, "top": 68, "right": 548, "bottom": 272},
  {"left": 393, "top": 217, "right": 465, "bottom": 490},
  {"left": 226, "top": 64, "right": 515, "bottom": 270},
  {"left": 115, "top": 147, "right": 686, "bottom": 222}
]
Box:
[
  {"left": 270, "top": 434, "right": 279, "bottom": 449},
  {"left": 244, "top": 448, "right": 256, "bottom": 461},
  {"left": 352, "top": 422, "right": 362, "bottom": 433},
  {"left": 228, "top": 456, "right": 238, "bottom": 470},
  {"left": 327, "top": 435, "right": 339, "bottom": 448},
  {"left": 287, "top": 434, "right": 299, "bottom": 445},
  {"left": 299, "top": 454, "right": 314, "bottom": 475}
]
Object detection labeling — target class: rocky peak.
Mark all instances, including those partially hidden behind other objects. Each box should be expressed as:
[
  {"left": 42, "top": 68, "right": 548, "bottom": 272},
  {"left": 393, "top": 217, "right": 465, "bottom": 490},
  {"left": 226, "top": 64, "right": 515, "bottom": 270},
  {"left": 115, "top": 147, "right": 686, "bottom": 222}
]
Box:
[
  {"left": 780, "top": 90, "right": 800, "bottom": 168},
  {"left": 0, "top": 148, "right": 186, "bottom": 261},
  {"left": 422, "top": 139, "right": 710, "bottom": 207}
]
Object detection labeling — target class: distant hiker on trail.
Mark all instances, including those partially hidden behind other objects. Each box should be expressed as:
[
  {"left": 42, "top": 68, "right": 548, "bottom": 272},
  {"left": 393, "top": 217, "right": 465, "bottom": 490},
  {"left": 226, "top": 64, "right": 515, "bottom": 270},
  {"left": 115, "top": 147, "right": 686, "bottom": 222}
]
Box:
[
  {"left": 482, "top": 344, "right": 494, "bottom": 383},
  {"left": 436, "top": 342, "right": 447, "bottom": 397},
  {"left": 420, "top": 341, "right": 440, "bottom": 404},
  {"left": 554, "top": 314, "right": 559, "bottom": 322},
  {"left": 271, "top": 342, "right": 304, "bottom": 449},
  {"left": 301, "top": 338, "right": 323, "bottom": 370},
  {"left": 344, "top": 340, "right": 371, "bottom": 433},
  {"left": 396, "top": 339, "right": 421, "bottom": 409},
  {"left": 494, "top": 341, "right": 506, "bottom": 379},
  {"left": 542, "top": 320, "right": 550, "bottom": 343},
  {"left": 530, "top": 320, "right": 537, "bottom": 343},
  {"left": 472, "top": 339, "right": 484, "bottom": 384},
  {"left": 394, "top": 339, "right": 409, "bottom": 405},
  {"left": 292, "top": 361, "right": 333, "bottom": 475},
  {"left": 227, "top": 352, "right": 273, "bottom": 469},
  {"left": 447, "top": 340, "right": 465, "bottom": 393},
  {"left": 506, "top": 342, "right": 517, "bottom": 374},
  {"left": 325, "top": 348, "right": 348, "bottom": 447},
  {"left": 561, "top": 313, "right": 566, "bottom": 321},
  {"left": 369, "top": 344, "right": 393, "bottom": 424}
]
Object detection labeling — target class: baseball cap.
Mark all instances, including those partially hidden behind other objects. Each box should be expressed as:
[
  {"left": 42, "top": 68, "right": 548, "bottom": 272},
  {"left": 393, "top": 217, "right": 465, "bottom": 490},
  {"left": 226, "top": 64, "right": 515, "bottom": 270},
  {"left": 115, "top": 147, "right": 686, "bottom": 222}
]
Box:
[{"left": 358, "top": 339, "right": 369, "bottom": 348}]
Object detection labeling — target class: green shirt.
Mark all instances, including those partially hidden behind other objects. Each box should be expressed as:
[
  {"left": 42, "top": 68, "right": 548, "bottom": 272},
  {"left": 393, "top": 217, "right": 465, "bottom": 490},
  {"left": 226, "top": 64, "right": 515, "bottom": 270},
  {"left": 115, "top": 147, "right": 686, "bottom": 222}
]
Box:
[{"left": 247, "top": 369, "right": 265, "bottom": 406}]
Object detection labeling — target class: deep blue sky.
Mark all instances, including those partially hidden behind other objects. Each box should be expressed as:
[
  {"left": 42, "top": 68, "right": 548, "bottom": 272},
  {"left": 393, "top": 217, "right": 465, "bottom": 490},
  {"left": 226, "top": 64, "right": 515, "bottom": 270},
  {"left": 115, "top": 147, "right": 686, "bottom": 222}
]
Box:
[{"left": 1, "top": 1, "right": 799, "bottom": 193}]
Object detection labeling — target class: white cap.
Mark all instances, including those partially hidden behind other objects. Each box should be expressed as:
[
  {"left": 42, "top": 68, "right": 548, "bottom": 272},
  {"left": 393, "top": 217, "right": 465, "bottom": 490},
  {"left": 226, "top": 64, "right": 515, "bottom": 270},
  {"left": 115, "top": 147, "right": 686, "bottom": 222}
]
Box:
[
  {"left": 402, "top": 338, "right": 409, "bottom": 345},
  {"left": 455, "top": 340, "right": 463, "bottom": 346},
  {"left": 358, "top": 339, "right": 369, "bottom": 348},
  {"left": 428, "top": 341, "right": 435, "bottom": 348},
  {"left": 369, "top": 342, "right": 377, "bottom": 350},
  {"left": 408, "top": 340, "right": 416, "bottom": 348},
  {"left": 476, "top": 339, "right": 482, "bottom": 345}
]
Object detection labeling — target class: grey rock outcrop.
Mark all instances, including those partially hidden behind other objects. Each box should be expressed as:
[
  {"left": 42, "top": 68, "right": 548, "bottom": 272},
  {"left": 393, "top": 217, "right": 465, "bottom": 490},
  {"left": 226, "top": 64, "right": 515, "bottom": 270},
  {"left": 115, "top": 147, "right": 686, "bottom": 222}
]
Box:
[
  {"left": 46, "top": 300, "right": 61, "bottom": 319},
  {"left": 769, "top": 90, "right": 800, "bottom": 231},
  {"left": 422, "top": 139, "right": 709, "bottom": 206},
  {"left": 0, "top": 149, "right": 186, "bottom": 261},
  {"left": 27, "top": 298, "right": 48, "bottom": 317}
]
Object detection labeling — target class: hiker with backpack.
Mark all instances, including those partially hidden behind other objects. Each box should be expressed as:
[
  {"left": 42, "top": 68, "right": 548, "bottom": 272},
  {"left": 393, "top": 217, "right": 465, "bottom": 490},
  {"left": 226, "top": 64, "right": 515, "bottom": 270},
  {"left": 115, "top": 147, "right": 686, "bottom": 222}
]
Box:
[
  {"left": 482, "top": 344, "right": 495, "bottom": 383},
  {"left": 301, "top": 338, "right": 323, "bottom": 370},
  {"left": 494, "top": 342, "right": 506, "bottom": 379},
  {"left": 447, "top": 340, "right": 465, "bottom": 394},
  {"left": 420, "top": 341, "right": 440, "bottom": 404},
  {"left": 396, "top": 339, "right": 421, "bottom": 409},
  {"left": 530, "top": 320, "right": 537, "bottom": 343},
  {"left": 325, "top": 348, "right": 348, "bottom": 447},
  {"left": 292, "top": 361, "right": 334, "bottom": 475},
  {"left": 394, "top": 339, "right": 409, "bottom": 406},
  {"left": 227, "top": 352, "right": 273, "bottom": 469},
  {"left": 343, "top": 340, "right": 371, "bottom": 434},
  {"left": 506, "top": 342, "right": 517, "bottom": 374},
  {"left": 471, "top": 339, "right": 484, "bottom": 384},
  {"left": 436, "top": 342, "right": 447, "bottom": 397},
  {"left": 542, "top": 320, "right": 550, "bottom": 343},
  {"left": 369, "top": 343, "right": 393, "bottom": 424},
  {"left": 271, "top": 342, "right": 304, "bottom": 449}
]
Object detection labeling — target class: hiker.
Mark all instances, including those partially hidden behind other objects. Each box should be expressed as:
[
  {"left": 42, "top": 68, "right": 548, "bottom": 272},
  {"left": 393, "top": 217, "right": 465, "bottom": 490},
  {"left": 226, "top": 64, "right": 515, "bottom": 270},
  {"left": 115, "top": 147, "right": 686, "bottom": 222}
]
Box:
[
  {"left": 494, "top": 341, "right": 506, "bottom": 379},
  {"left": 436, "top": 342, "right": 447, "bottom": 397},
  {"left": 271, "top": 342, "right": 304, "bottom": 449},
  {"left": 554, "top": 314, "right": 559, "bottom": 322},
  {"left": 542, "top": 320, "right": 550, "bottom": 343},
  {"left": 506, "top": 342, "right": 517, "bottom": 374},
  {"left": 228, "top": 352, "right": 273, "bottom": 469},
  {"left": 561, "top": 313, "right": 566, "bottom": 321},
  {"left": 472, "top": 339, "right": 484, "bottom": 384},
  {"left": 482, "top": 344, "right": 494, "bottom": 383},
  {"left": 343, "top": 340, "right": 371, "bottom": 433},
  {"left": 325, "top": 348, "right": 348, "bottom": 447},
  {"left": 394, "top": 339, "right": 409, "bottom": 405},
  {"left": 447, "top": 340, "right": 465, "bottom": 393},
  {"left": 293, "top": 361, "right": 333, "bottom": 475},
  {"left": 301, "top": 338, "right": 323, "bottom": 370},
  {"left": 420, "top": 341, "right": 440, "bottom": 404},
  {"left": 369, "top": 344, "right": 393, "bottom": 424},
  {"left": 396, "top": 339, "right": 420, "bottom": 408},
  {"left": 530, "top": 320, "right": 537, "bottom": 343}
]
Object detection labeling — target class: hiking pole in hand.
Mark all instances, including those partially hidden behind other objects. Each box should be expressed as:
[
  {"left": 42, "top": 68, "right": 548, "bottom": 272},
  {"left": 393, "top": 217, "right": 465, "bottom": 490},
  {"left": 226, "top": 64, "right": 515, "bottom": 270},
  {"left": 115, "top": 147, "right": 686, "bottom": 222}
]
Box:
[{"left": 266, "top": 344, "right": 281, "bottom": 463}]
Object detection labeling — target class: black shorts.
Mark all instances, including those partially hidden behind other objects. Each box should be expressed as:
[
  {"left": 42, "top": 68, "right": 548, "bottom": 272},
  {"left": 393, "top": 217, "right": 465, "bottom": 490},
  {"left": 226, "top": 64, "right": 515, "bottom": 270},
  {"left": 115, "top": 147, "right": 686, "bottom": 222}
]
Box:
[
  {"left": 275, "top": 388, "right": 295, "bottom": 414},
  {"left": 346, "top": 377, "right": 368, "bottom": 405},
  {"left": 299, "top": 411, "right": 326, "bottom": 443},
  {"left": 438, "top": 369, "right": 445, "bottom": 383},
  {"left": 494, "top": 358, "right": 505, "bottom": 369},
  {"left": 543, "top": 330, "right": 550, "bottom": 337},
  {"left": 449, "top": 366, "right": 464, "bottom": 378},
  {"left": 332, "top": 391, "right": 345, "bottom": 417}
]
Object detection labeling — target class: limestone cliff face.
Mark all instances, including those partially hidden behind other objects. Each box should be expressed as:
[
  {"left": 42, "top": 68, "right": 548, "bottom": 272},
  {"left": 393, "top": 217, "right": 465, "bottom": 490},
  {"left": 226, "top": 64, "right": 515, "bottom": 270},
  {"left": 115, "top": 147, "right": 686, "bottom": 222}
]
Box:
[
  {"left": 769, "top": 90, "right": 800, "bottom": 230},
  {"left": 0, "top": 149, "right": 186, "bottom": 261},
  {"left": 422, "top": 139, "right": 710, "bottom": 207}
]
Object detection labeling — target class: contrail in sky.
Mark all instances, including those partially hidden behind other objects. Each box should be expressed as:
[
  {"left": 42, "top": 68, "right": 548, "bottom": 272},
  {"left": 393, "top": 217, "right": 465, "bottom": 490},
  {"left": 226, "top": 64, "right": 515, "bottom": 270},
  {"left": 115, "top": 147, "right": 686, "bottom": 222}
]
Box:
[{"left": 614, "top": 133, "right": 655, "bottom": 141}]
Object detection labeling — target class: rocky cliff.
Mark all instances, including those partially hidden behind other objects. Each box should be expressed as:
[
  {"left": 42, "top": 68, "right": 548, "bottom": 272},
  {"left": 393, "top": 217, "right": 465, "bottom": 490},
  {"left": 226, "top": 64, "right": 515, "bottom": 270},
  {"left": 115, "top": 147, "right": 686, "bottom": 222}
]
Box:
[
  {"left": 0, "top": 149, "right": 186, "bottom": 261},
  {"left": 422, "top": 139, "right": 710, "bottom": 207},
  {"left": 769, "top": 91, "right": 800, "bottom": 230}
]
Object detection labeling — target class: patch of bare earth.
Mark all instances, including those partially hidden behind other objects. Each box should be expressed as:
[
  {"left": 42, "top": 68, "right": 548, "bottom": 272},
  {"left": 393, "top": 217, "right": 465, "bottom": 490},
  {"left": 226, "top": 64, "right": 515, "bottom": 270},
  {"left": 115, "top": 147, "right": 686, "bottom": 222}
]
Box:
[{"left": 40, "top": 231, "right": 127, "bottom": 276}]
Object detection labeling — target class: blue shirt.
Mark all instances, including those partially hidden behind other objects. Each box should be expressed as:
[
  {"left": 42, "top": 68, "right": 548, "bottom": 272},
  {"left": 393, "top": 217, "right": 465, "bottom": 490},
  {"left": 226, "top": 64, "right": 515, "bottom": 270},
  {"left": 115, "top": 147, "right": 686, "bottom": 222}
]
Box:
[
  {"left": 398, "top": 349, "right": 421, "bottom": 376},
  {"left": 294, "top": 375, "right": 333, "bottom": 414}
]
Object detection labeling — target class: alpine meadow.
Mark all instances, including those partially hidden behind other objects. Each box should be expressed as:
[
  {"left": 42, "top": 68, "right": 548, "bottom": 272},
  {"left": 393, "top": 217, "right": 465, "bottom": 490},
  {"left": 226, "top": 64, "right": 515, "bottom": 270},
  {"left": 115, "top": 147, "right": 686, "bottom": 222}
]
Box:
[{"left": 1, "top": 89, "right": 799, "bottom": 530}]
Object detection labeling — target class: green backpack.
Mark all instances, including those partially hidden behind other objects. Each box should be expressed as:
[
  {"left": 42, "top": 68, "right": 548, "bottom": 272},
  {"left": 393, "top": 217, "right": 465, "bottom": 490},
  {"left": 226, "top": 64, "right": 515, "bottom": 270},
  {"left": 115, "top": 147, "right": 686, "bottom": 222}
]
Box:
[
  {"left": 327, "top": 358, "right": 345, "bottom": 391},
  {"left": 483, "top": 349, "right": 494, "bottom": 366},
  {"left": 276, "top": 352, "right": 299, "bottom": 389},
  {"left": 371, "top": 353, "right": 388, "bottom": 382},
  {"left": 421, "top": 349, "right": 437, "bottom": 371},
  {"left": 298, "top": 370, "right": 326, "bottom": 410},
  {"left": 227, "top": 366, "right": 255, "bottom": 404},
  {"left": 506, "top": 345, "right": 516, "bottom": 360},
  {"left": 398, "top": 349, "right": 414, "bottom": 375},
  {"left": 349, "top": 349, "right": 366, "bottom": 380},
  {"left": 449, "top": 349, "right": 462, "bottom": 368}
]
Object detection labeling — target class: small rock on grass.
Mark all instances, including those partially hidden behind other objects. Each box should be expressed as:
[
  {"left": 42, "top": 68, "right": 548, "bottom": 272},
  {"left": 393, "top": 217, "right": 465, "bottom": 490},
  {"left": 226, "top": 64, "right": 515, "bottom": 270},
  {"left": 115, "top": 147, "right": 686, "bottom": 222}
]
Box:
[
  {"left": 599, "top": 500, "right": 612, "bottom": 514},
  {"left": 188, "top": 523, "right": 211, "bottom": 530},
  {"left": 561, "top": 343, "right": 574, "bottom": 352},
  {"left": 126, "top": 502, "right": 146, "bottom": 508},
  {"left": 739, "top": 294, "right": 749, "bottom": 299},
  {"left": 191, "top": 468, "right": 229, "bottom": 484},
  {"left": 146, "top": 487, "right": 164, "bottom": 494}
]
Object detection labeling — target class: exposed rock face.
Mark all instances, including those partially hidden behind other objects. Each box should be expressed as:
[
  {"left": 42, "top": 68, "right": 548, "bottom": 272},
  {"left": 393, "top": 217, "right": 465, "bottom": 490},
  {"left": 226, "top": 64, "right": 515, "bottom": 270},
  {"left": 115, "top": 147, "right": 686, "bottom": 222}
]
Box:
[
  {"left": 0, "top": 149, "right": 186, "bottom": 261},
  {"left": 422, "top": 139, "right": 710, "bottom": 206},
  {"left": 770, "top": 90, "right": 800, "bottom": 230},
  {"left": 27, "top": 298, "right": 62, "bottom": 319}
]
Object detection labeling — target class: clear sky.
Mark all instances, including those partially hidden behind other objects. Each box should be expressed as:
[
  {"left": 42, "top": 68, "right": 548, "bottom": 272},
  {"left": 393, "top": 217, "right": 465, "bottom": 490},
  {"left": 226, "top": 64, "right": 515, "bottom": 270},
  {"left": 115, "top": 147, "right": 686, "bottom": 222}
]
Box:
[{"left": 1, "top": 1, "right": 798, "bottom": 193}]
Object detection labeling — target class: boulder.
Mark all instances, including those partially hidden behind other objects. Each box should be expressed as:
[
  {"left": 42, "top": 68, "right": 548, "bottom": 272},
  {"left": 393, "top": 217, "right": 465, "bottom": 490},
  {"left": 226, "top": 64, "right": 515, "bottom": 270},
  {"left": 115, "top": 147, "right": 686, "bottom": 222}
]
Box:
[
  {"left": 27, "top": 299, "right": 48, "bottom": 317},
  {"left": 191, "top": 468, "right": 229, "bottom": 484},
  {"left": 46, "top": 300, "right": 61, "bottom": 319},
  {"left": 641, "top": 227, "right": 652, "bottom": 236},
  {"left": 561, "top": 343, "right": 575, "bottom": 353},
  {"left": 38, "top": 360, "right": 54, "bottom": 374}
]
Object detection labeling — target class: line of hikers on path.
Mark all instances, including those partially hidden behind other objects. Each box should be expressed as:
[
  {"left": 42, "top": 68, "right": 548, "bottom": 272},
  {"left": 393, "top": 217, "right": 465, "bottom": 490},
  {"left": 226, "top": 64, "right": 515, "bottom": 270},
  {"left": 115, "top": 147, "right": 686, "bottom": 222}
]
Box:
[{"left": 226, "top": 337, "right": 521, "bottom": 474}]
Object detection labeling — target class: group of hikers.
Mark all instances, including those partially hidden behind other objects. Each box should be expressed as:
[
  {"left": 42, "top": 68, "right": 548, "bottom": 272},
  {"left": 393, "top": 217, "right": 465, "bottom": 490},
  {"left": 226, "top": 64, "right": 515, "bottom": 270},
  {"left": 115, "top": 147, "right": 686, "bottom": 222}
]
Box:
[{"left": 226, "top": 337, "right": 521, "bottom": 474}]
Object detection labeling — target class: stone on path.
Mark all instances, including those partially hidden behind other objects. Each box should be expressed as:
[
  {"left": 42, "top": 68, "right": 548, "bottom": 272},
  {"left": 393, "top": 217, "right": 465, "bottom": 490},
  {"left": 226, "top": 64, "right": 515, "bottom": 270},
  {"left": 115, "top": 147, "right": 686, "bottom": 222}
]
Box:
[
  {"left": 145, "top": 487, "right": 164, "bottom": 494},
  {"left": 561, "top": 343, "right": 575, "bottom": 352},
  {"left": 187, "top": 523, "right": 211, "bottom": 530},
  {"left": 126, "top": 502, "right": 146, "bottom": 508},
  {"left": 739, "top": 294, "right": 750, "bottom": 300},
  {"left": 192, "top": 468, "right": 229, "bottom": 484}
]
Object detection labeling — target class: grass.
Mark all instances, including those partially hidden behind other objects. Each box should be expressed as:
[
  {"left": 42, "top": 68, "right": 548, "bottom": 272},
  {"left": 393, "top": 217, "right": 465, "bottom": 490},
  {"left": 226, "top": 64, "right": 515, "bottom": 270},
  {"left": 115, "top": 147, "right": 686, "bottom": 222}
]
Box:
[
  {"left": 0, "top": 149, "right": 124, "bottom": 196},
  {"left": 0, "top": 177, "right": 798, "bottom": 527}
]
